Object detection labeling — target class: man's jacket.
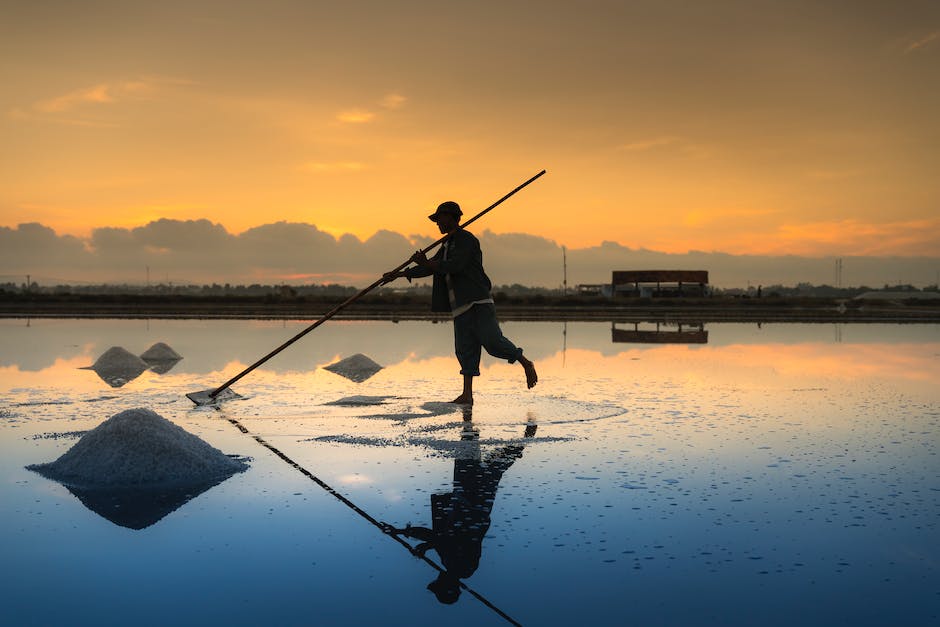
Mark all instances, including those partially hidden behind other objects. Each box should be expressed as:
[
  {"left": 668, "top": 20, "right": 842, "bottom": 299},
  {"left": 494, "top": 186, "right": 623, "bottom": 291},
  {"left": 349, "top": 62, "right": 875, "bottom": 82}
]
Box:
[{"left": 404, "top": 228, "right": 493, "bottom": 313}]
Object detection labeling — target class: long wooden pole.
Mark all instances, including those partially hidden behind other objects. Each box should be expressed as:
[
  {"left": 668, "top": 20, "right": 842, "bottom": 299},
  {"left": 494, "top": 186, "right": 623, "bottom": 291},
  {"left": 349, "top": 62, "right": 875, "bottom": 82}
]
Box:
[{"left": 194, "top": 169, "right": 546, "bottom": 402}]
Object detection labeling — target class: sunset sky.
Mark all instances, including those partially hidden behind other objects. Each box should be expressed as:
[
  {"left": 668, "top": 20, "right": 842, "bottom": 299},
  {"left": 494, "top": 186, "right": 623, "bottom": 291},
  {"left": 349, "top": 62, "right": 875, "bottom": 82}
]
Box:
[{"left": 2, "top": 0, "right": 938, "bottom": 282}]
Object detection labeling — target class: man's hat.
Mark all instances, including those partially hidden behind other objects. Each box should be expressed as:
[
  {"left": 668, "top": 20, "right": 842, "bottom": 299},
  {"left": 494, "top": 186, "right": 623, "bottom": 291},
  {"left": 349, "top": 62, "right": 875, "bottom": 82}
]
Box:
[
  {"left": 427, "top": 572, "right": 461, "bottom": 604},
  {"left": 428, "top": 201, "right": 462, "bottom": 222}
]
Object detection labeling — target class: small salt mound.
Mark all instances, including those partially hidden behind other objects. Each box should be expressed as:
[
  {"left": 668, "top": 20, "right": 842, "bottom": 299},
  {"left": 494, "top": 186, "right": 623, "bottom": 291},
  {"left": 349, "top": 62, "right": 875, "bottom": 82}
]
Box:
[
  {"left": 140, "top": 342, "right": 182, "bottom": 362},
  {"left": 82, "top": 346, "right": 149, "bottom": 387},
  {"left": 27, "top": 408, "right": 248, "bottom": 489},
  {"left": 323, "top": 353, "right": 383, "bottom": 383}
]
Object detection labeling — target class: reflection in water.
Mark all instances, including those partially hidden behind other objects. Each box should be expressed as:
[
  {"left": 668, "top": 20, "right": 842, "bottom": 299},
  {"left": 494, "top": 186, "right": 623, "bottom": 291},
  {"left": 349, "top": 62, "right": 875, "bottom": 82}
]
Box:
[
  {"left": 62, "top": 479, "right": 230, "bottom": 530},
  {"left": 5, "top": 319, "right": 937, "bottom": 382},
  {"left": 3, "top": 320, "right": 939, "bottom": 625},
  {"left": 82, "top": 343, "right": 184, "bottom": 385},
  {"left": 26, "top": 406, "right": 249, "bottom": 529},
  {"left": 392, "top": 409, "right": 537, "bottom": 604},
  {"left": 140, "top": 342, "right": 183, "bottom": 375},
  {"left": 143, "top": 359, "right": 181, "bottom": 375},
  {"left": 562, "top": 321, "right": 567, "bottom": 367},
  {"left": 611, "top": 321, "right": 708, "bottom": 344}
]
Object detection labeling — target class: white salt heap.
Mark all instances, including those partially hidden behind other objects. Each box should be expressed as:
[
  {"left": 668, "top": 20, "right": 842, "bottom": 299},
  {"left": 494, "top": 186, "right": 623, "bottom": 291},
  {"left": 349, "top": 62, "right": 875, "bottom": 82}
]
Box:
[
  {"left": 82, "top": 346, "right": 149, "bottom": 387},
  {"left": 323, "top": 353, "right": 383, "bottom": 383},
  {"left": 140, "top": 342, "right": 182, "bottom": 362},
  {"left": 27, "top": 408, "right": 247, "bottom": 489}
]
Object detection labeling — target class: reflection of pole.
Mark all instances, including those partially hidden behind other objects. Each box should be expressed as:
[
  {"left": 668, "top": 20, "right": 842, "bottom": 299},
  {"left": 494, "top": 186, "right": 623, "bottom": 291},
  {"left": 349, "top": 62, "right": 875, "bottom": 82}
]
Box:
[
  {"left": 219, "top": 413, "right": 521, "bottom": 626},
  {"left": 562, "top": 321, "right": 567, "bottom": 367}
]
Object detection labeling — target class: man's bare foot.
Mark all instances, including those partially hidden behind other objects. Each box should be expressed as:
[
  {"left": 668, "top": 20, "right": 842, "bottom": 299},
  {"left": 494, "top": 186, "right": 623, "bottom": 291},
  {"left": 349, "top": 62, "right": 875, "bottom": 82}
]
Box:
[
  {"left": 450, "top": 394, "right": 473, "bottom": 405},
  {"left": 521, "top": 358, "right": 538, "bottom": 389}
]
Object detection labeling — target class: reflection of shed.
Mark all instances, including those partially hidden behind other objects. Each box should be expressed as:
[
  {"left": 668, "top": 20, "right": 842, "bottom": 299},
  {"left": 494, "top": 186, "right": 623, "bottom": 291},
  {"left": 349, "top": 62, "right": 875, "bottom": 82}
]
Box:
[
  {"left": 613, "top": 270, "right": 708, "bottom": 297},
  {"left": 612, "top": 321, "right": 708, "bottom": 344}
]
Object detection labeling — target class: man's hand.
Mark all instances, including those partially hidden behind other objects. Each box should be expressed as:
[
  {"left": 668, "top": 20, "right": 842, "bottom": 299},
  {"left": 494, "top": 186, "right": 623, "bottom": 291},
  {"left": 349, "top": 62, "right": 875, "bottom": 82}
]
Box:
[
  {"left": 382, "top": 270, "right": 401, "bottom": 284},
  {"left": 409, "top": 250, "right": 430, "bottom": 267}
]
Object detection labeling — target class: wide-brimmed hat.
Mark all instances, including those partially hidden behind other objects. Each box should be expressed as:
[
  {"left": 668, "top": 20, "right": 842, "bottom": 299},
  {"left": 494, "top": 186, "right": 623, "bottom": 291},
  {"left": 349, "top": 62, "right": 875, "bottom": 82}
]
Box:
[{"left": 428, "top": 201, "right": 462, "bottom": 222}]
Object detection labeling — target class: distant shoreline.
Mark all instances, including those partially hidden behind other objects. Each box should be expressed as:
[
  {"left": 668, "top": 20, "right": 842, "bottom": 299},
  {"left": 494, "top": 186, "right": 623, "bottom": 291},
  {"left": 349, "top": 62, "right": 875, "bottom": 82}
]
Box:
[{"left": 2, "top": 296, "right": 938, "bottom": 323}]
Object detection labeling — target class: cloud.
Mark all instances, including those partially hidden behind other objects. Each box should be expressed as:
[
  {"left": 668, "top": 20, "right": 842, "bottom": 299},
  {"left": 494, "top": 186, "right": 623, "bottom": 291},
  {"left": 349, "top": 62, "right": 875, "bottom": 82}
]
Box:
[
  {"left": 130, "top": 218, "right": 231, "bottom": 252},
  {"left": 336, "top": 109, "right": 375, "bottom": 123},
  {"left": 1, "top": 220, "right": 938, "bottom": 289},
  {"left": 35, "top": 84, "right": 114, "bottom": 113},
  {"left": 16, "top": 77, "right": 192, "bottom": 126},
  {"left": 335, "top": 93, "right": 405, "bottom": 123},
  {"left": 33, "top": 80, "right": 161, "bottom": 113},
  {"left": 906, "top": 30, "right": 940, "bottom": 53},
  {"left": 380, "top": 93, "right": 406, "bottom": 109}
]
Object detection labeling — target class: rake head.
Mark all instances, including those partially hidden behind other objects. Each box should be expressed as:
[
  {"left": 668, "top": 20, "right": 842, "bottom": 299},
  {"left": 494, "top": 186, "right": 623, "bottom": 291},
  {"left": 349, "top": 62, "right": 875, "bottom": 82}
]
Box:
[{"left": 186, "top": 388, "right": 242, "bottom": 406}]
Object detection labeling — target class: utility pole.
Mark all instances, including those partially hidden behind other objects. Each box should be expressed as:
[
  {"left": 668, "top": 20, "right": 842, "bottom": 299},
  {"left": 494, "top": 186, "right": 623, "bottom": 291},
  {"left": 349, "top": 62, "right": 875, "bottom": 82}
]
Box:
[
  {"left": 25, "top": 274, "right": 30, "bottom": 293},
  {"left": 562, "top": 246, "right": 567, "bottom": 296}
]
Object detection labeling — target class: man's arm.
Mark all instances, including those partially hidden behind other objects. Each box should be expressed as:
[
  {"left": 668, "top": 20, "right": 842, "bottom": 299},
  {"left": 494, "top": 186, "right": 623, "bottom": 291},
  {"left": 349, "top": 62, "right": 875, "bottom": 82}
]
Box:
[
  {"left": 383, "top": 263, "right": 433, "bottom": 283},
  {"left": 410, "top": 232, "right": 475, "bottom": 275},
  {"left": 405, "top": 244, "right": 448, "bottom": 275},
  {"left": 391, "top": 525, "right": 435, "bottom": 542}
]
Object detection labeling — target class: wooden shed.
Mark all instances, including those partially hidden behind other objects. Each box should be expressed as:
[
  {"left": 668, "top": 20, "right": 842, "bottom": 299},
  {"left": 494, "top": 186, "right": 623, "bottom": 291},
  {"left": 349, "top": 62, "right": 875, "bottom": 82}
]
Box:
[{"left": 612, "top": 270, "right": 708, "bottom": 297}]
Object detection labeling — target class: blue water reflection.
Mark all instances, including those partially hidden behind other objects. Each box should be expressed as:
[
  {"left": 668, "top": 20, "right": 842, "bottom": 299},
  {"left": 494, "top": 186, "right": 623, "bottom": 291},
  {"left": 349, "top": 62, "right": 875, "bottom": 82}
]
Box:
[{"left": 1, "top": 319, "right": 938, "bottom": 626}]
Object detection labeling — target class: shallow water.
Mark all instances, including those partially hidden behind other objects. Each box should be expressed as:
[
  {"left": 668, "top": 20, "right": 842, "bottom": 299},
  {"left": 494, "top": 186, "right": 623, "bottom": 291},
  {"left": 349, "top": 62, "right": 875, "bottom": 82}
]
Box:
[{"left": 1, "top": 319, "right": 938, "bottom": 626}]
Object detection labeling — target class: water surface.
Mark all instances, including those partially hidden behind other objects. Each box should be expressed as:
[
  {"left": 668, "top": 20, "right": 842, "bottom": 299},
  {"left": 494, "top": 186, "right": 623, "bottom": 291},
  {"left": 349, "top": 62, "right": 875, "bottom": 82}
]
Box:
[{"left": 1, "top": 319, "right": 937, "bottom": 625}]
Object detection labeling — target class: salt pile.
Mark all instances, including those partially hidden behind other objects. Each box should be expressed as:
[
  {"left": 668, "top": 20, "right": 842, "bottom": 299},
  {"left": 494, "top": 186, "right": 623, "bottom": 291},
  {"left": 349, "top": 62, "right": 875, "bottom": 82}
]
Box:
[
  {"left": 27, "top": 408, "right": 247, "bottom": 489},
  {"left": 82, "top": 346, "right": 149, "bottom": 387},
  {"left": 140, "top": 342, "right": 183, "bottom": 374},
  {"left": 323, "top": 353, "right": 383, "bottom": 382}
]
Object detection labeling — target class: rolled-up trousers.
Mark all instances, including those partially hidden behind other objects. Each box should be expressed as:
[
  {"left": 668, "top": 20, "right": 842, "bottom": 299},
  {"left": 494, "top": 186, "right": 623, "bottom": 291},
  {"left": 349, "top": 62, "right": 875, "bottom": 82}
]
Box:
[{"left": 453, "top": 304, "right": 523, "bottom": 377}]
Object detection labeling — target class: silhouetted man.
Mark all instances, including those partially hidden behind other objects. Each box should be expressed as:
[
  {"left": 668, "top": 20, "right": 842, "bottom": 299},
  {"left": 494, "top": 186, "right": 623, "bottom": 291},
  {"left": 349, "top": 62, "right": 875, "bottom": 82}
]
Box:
[{"left": 383, "top": 201, "right": 537, "bottom": 405}]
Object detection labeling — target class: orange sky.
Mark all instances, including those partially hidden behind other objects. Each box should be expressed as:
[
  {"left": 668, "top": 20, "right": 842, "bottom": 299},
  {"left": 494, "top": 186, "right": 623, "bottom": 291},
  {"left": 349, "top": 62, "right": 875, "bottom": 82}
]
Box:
[{"left": 1, "top": 1, "right": 938, "bottom": 256}]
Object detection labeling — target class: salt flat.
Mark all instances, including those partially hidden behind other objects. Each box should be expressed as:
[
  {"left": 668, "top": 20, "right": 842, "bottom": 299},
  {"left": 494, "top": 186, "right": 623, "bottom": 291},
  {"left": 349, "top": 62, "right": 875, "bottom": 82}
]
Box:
[{"left": 1, "top": 319, "right": 937, "bottom": 626}]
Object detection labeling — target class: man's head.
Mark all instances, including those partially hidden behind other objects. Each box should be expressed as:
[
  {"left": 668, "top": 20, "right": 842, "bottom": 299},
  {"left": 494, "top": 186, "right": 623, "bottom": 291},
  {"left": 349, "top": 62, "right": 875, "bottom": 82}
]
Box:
[
  {"left": 427, "top": 572, "right": 462, "bottom": 604},
  {"left": 428, "top": 201, "right": 462, "bottom": 233}
]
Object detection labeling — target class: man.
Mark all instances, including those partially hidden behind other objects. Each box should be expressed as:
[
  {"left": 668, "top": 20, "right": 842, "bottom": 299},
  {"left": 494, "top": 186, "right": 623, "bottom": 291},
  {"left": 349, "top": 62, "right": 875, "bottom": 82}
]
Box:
[{"left": 383, "top": 201, "right": 537, "bottom": 405}]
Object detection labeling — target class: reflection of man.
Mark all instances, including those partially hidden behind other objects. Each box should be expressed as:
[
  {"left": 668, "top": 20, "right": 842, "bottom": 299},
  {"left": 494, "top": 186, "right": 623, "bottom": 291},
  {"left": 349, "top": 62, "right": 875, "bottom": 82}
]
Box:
[
  {"left": 383, "top": 201, "right": 537, "bottom": 405},
  {"left": 390, "top": 414, "right": 537, "bottom": 604}
]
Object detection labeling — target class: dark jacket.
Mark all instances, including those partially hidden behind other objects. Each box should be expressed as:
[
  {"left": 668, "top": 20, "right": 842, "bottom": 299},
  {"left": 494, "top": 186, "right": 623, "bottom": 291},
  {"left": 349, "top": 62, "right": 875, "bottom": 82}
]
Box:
[{"left": 405, "top": 228, "right": 493, "bottom": 313}]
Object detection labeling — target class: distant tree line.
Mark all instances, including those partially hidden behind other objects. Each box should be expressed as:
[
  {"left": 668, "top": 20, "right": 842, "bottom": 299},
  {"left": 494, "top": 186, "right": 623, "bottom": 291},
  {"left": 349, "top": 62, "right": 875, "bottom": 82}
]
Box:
[
  {"left": 714, "top": 283, "right": 939, "bottom": 298},
  {"left": 1, "top": 280, "right": 937, "bottom": 302}
]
